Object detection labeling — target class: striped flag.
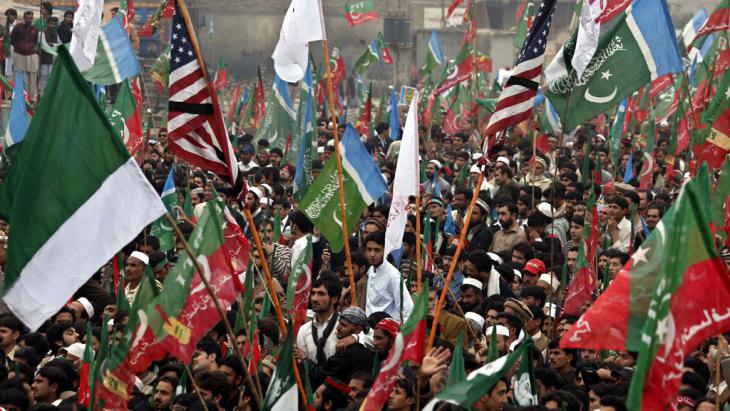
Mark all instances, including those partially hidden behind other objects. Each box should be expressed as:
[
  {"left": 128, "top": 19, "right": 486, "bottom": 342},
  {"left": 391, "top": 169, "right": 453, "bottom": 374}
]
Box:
[
  {"left": 166, "top": 0, "right": 240, "bottom": 191},
  {"left": 82, "top": 16, "right": 141, "bottom": 85},
  {"left": 482, "top": 0, "right": 556, "bottom": 151}
]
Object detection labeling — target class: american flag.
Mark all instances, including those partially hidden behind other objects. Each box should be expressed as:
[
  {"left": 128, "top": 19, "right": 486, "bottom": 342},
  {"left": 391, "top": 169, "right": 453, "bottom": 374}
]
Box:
[
  {"left": 167, "top": 0, "right": 240, "bottom": 190},
  {"left": 483, "top": 0, "right": 557, "bottom": 152}
]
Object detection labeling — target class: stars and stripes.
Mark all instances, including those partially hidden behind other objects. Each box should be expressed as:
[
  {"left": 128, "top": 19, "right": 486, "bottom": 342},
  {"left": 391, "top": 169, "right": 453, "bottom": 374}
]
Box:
[
  {"left": 483, "top": 0, "right": 556, "bottom": 152},
  {"left": 166, "top": 0, "right": 240, "bottom": 191}
]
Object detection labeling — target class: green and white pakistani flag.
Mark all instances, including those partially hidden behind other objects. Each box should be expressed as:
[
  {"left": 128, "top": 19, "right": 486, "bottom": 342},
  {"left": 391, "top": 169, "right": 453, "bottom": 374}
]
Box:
[
  {"left": 423, "top": 341, "right": 536, "bottom": 411},
  {"left": 0, "top": 47, "right": 165, "bottom": 331},
  {"left": 262, "top": 322, "right": 298, "bottom": 410},
  {"left": 150, "top": 167, "right": 177, "bottom": 253},
  {"left": 544, "top": 0, "right": 683, "bottom": 130},
  {"left": 299, "top": 125, "right": 388, "bottom": 252},
  {"left": 257, "top": 73, "right": 296, "bottom": 152}
]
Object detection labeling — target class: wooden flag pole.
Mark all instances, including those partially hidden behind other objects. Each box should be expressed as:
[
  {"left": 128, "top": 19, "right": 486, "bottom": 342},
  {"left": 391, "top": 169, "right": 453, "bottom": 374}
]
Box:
[
  {"left": 426, "top": 172, "right": 484, "bottom": 352},
  {"left": 415, "top": 196, "right": 423, "bottom": 292},
  {"left": 184, "top": 362, "right": 211, "bottom": 411},
  {"left": 322, "top": 39, "right": 357, "bottom": 306},
  {"left": 165, "top": 212, "right": 263, "bottom": 409}
]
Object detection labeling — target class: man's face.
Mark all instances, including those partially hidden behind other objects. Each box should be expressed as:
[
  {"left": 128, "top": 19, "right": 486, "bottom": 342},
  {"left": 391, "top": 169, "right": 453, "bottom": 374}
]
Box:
[
  {"left": 426, "top": 163, "right": 437, "bottom": 179},
  {"left": 348, "top": 378, "right": 367, "bottom": 403},
  {"left": 608, "top": 257, "right": 623, "bottom": 279},
  {"left": 569, "top": 222, "right": 583, "bottom": 242},
  {"left": 429, "top": 203, "right": 442, "bottom": 219},
  {"left": 452, "top": 137, "right": 465, "bottom": 150},
  {"left": 387, "top": 385, "right": 412, "bottom": 411},
  {"left": 365, "top": 241, "right": 384, "bottom": 267},
  {"left": 497, "top": 206, "right": 514, "bottom": 228},
  {"left": 64, "top": 14, "right": 73, "bottom": 24},
  {"left": 310, "top": 285, "right": 333, "bottom": 314},
  {"left": 455, "top": 157, "right": 467, "bottom": 170},
  {"left": 220, "top": 364, "right": 240, "bottom": 387},
  {"left": 453, "top": 194, "right": 467, "bottom": 211},
  {"left": 606, "top": 202, "right": 624, "bottom": 220},
  {"left": 373, "top": 329, "right": 393, "bottom": 354},
  {"left": 192, "top": 350, "right": 214, "bottom": 372},
  {"left": 236, "top": 335, "right": 247, "bottom": 356},
  {"left": 153, "top": 381, "right": 175, "bottom": 410},
  {"left": 511, "top": 250, "right": 526, "bottom": 265},
  {"left": 124, "top": 257, "right": 145, "bottom": 283},
  {"left": 474, "top": 380, "right": 508, "bottom": 411},
  {"left": 335, "top": 319, "right": 359, "bottom": 339},
  {"left": 31, "top": 375, "right": 54, "bottom": 403},
  {"left": 485, "top": 309, "right": 498, "bottom": 327},
  {"left": 646, "top": 208, "right": 661, "bottom": 229},
  {"left": 23, "top": 13, "right": 32, "bottom": 25},
  {"left": 548, "top": 348, "right": 571, "bottom": 370},
  {"left": 245, "top": 193, "right": 259, "bottom": 211},
  {"left": 566, "top": 251, "right": 578, "bottom": 272},
  {"left": 598, "top": 255, "right": 609, "bottom": 274},
  {"left": 459, "top": 287, "right": 482, "bottom": 312},
  {"left": 313, "top": 384, "right": 326, "bottom": 410},
  {"left": 638, "top": 191, "right": 649, "bottom": 210}
]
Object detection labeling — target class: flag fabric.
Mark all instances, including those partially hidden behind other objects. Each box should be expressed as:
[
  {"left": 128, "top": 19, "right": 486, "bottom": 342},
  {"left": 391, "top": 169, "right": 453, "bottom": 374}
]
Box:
[
  {"left": 108, "top": 78, "right": 144, "bottom": 156},
  {"left": 376, "top": 32, "right": 393, "bottom": 64},
  {"left": 353, "top": 39, "right": 381, "bottom": 75},
  {"left": 166, "top": 0, "right": 240, "bottom": 190},
  {"left": 257, "top": 74, "right": 296, "bottom": 152},
  {"left": 446, "top": 0, "right": 463, "bottom": 19},
  {"left": 150, "top": 167, "right": 177, "bottom": 253},
  {"left": 227, "top": 82, "right": 242, "bottom": 126},
  {"left": 563, "top": 196, "right": 598, "bottom": 315},
  {"left": 0, "top": 47, "right": 165, "bottom": 331},
  {"left": 572, "top": 0, "right": 602, "bottom": 80},
  {"left": 285, "top": 235, "right": 313, "bottom": 335},
  {"left": 694, "top": 69, "right": 730, "bottom": 169},
  {"left": 384, "top": 95, "right": 419, "bottom": 258},
  {"left": 3, "top": 72, "right": 29, "bottom": 148},
  {"left": 513, "top": 340, "right": 539, "bottom": 406},
  {"left": 262, "top": 323, "right": 298, "bottom": 411},
  {"left": 537, "top": 96, "right": 561, "bottom": 134},
  {"left": 626, "top": 166, "right": 730, "bottom": 411},
  {"left": 272, "top": 0, "right": 326, "bottom": 83},
  {"left": 419, "top": 30, "right": 445, "bottom": 78},
  {"left": 689, "top": 0, "right": 729, "bottom": 48},
  {"left": 299, "top": 125, "right": 388, "bottom": 252},
  {"left": 423, "top": 341, "right": 534, "bottom": 411},
  {"left": 82, "top": 16, "right": 141, "bottom": 85},
  {"left": 545, "top": 0, "right": 683, "bottom": 131},
  {"left": 69, "top": 0, "right": 104, "bottom": 71},
  {"left": 513, "top": 0, "right": 534, "bottom": 49},
  {"left": 138, "top": 0, "right": 174, "bottom": 37},
  {"left": 294, "top": 65, "right": 317, "bottom": 199},
  {"left": 360, "top": 286, "right": 429, "bottom": 411},
  {"left": 212, "top": 57, "right": 227, "bottom": 91},
  {"left": 77, "top": 324, "right": 94, "bottom": 407},
  {"left": 682, "top": 9, "right": 709, "bottom": 49},
  {"left": 388, "top": 90, "right": 400, "bottom": 140},
  {"left": 434, "top": 44, "right": 473, "bottom": 96},
  {"left": 150, "top": 45, "right": 170, "bottom": 93},
  {"left": 241, "top": 66, "right": 265, "bottom": 128},
  {"left": 482, "top": 0, "right": 557, "bottom": 148},
  {"left": 357, "top": 83, "right": 373, "bottom": 137},
  {"left": 291, "top": 62, "right": 314, "bottom": 164},
  {"left": 447, "top": 332, "right": 466, "bottom": 387},
  {"left": 345, "top": 1, "right": 380, "bottom": 27}
]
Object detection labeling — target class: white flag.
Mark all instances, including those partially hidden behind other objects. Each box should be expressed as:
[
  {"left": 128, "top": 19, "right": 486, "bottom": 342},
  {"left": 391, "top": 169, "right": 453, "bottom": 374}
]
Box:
[
  {"left": 272, "top": 0, "right": 326, "bottom": 83},
  {"left": 69, "top": 0, "right": 104, "bottom": 72},
  {"left": 571, "top": 0, "right": 602, "bottom": 80},
  {"left": 384, "top": 93, "right": 420, "bottom": 258}
]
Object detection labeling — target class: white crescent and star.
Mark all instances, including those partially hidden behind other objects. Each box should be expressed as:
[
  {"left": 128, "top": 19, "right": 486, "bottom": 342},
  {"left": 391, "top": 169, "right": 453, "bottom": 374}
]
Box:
[{"left": 584, "top": 69, "right": 617, "bottom": 104}]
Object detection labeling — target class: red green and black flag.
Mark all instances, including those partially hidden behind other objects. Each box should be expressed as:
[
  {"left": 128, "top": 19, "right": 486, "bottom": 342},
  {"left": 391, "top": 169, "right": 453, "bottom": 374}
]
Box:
[
  {"left": 344, "top": 1, "right": 380, "bottom": 27},
  {"left": 694, "top": 68, "right": 730, "bottom": 169},
  {"left": 627, "top": 165, "right": 730, "bottom": 410}
]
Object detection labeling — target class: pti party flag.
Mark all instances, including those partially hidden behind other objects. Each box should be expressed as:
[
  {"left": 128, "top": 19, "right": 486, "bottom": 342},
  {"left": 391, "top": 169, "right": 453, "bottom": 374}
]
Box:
[
  {"left": 419, "top": 30, "right": 445, "bottom": 78},
  {"left": 108, "top": 78, "right": 144, "bottom": 156},
  {"left": 150, "top": 167, "right": 177, "bottom": 253},
  {"left": 0, "top": 47, "right": 165, "bottom": 331},
  {"left": 682, "top": 9, "right": 709, "bottom": 50},
  {"left": 299, "top": 125, "right": 388, "bottom": 252},
  {"left": 166, "top": 0, "right": 240, "bottom": 190},
  {"left": 263, "top": 323, "right": 298, "bottom": 411},
  {"left": 423, "top": 341, "right": 534, "bottom": 411},
  {"left": 626, "top": 166, "right": 730, "bottom": 411},
  {"left": 562, "top": 194, "right": 598, "bottom": 316},
  {"left": 376, "top": 32, "right": 393, "bottom": 64},
  {"left": 294, "top": 64, "right": 317, "bottom": 199},
  {"left": 360, "top": 286, "right": 429, "bottom": 411},
  {"left": 77, "top": 323, "right": 94, "bottom": 407},
  {"left": 83, "top": 16, "right": 141, "bottom": 85},
  {"left": 69, "top": 0, "right": 104, "bottom": 71},
  {"left": 3, "top": 72, "right": 29, "bottom": 149},
  {"left": 446, "top": 0, "right": 463, "bottom": 19},
  {"left": 434, "top": 44, "right": 473, "bottom": 96},
  {"left": 689, "top": 0, "right": 729, "bottom": 49},
  {"left": 513, "top": 0, "right": 534, "bottom": 49},
  {"left": 357, "top": 83, "right": 373, "bottom": 137},
  {"left": 227, "top": 81, "right": 242, "bottom": 127},
  {"left": 241, "top": 66, "right": 265, "bottom": 128},
  {"left": 545, "top": 0, "right": 683, "bottom": 131},
  {"left": 212, "top": 57, "right": 227, "bottom": 91},
  {"left": 353, "top": 39, "right": 381, "bottom": 75},
  {"left": 694, "top": 68, "right": 730, "bottom": 169},
  {"left": 257, "top": 73, "right": 296, "bottom": 152},
  {"left": 138, "top": 0, "right": 174, "bottom": 37},
  {"left": 285, "top": 235, "right": 313, "bottom": 335},
  {"left": 483, "top": 0, "right": 556, "bottom": 144},
  {"left": 272, "top": 0, "right": 326, "bottom": 83},
  {"left": 384, "top": 95, "right": 419, "bottom": 258},
  {"left": 150, "top": 45, "right": 170, "bottom": 93},
  {"left": 345, "top": 1, "right": 379, "bottom": 27}
]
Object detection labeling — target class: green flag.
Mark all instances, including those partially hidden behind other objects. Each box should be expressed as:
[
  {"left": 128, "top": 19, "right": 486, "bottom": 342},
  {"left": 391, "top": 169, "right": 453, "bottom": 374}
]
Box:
[
  {"left": 256, "top": 74, "right": 296, "bottom": 152},
  {"left": 150, "top": 168, "right": 177, "bottom": 253},
  {"left": 353, "top": 39, "right": 381, "bottom": 75},
  {"left": 262, "top": 323, "right": 298, "bottom": 410},
  {"left": 447, "top": 332, "right": 466, "bottom": 387},
  {"left": 513, "top": 0, "right": 535, "bottom": 49},
  {"left": 513, "top": 338, "right": 538, "bottom": 406}
]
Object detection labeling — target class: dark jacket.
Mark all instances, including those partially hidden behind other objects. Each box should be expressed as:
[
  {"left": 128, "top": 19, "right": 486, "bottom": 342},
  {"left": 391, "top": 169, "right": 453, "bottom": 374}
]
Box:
[
  {"left": 307, "top": 341, "right": 375, "bottom": 389},
  {"left": 57, "top": 22, "right": 72, "bottom": 43},
  {"left": 468, "top": 223, "right": 493, "bottom": 251}
]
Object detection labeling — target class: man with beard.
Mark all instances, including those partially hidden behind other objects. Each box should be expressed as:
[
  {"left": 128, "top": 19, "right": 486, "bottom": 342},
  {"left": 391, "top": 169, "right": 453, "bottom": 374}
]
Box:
[
  {"left": 466, "top": 196, "right": 493, "bottom": 251},
  {"left": 424, "top": 160, "right": 451, "bottom": 195},
  {"left": 243, "top": 187, "right": 265, "bottom": 238},
  {"left": 295, "top": 274, "right": 342, "bottom": 364},
  {"left": 372, "top": 317, "right": 400, "bottom": 374},
  {"left": 459, "top": 278, "right": 484, "bottom": 313},
  {"left": 306, "top": 306, "right": 375, "bottom": 388},
  {"left": 489, "top": 202, "right": 526, "bottom": 254},
  {"left": 313, "top": 377, "right": 351, "bottom": 411},
  {"left": 428, "top": 287, "right": 468, "bottom": 349},
  {"left": 152, "top": 376, "right": 178, "bottom": 410}
]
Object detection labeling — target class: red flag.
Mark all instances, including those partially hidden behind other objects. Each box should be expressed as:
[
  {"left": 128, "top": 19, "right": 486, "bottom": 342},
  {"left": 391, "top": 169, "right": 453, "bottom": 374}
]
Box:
[
  {"left": 228, "top": 82, "right": 242, "bottom": 126},
  {"left": 126, "top": 78, "right": 144, "bottom": 156},
  {"left": 689, "top": 0, "right": 730, "bottom": 47},
  {"left": 253, "top": 67, "right": 265, "bottom": 127},
  {"left": 563, "top": 202, "right": 598, "bottom": 316},
  {"left": 535, "top": 133, "right": 550, "bottom": 153},
  {"left": 446, "top": 0, "right": 463, "bottom": 19},
  {"left": 595, "top": 0, "right": 633, "bottom": 24},
  {"left": 248, "top": 329, "right": 261, "bottom": 375},
  {"left": 649, "top": 74, "right": 673, "bottom": 100}
]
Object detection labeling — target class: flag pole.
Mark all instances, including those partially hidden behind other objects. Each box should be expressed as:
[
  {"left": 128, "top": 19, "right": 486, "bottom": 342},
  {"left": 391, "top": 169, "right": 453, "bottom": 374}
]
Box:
[
  {"left": 184, "top": 362, "right": 211, "bottom": 411},
  {"left": 322, "top": 39, "right": 357, "bottom": 306},
  {"left": 166, "top": 212, "right": 264, "bottom": 409},
  {"left": 415, "top": 195, "right": 423, "bottom": 292},
  {"left": 426, "top": 172, "right": 484, "bottom": 352}
]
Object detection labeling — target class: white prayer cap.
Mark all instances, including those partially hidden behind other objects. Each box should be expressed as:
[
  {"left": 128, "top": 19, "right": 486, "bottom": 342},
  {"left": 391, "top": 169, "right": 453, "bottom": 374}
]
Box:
[
  {"left": 326, "top": 139, "right": 335, "bottom": 147},
  {"left": 429, "top": 159, "right": 442, "bottom": 169},
  {"left": 595, "top": 134, "right": 606, "bottom": 142},
  {"left": 248, "top": 186, "right": 265, "bottom": 200},
  {"left": 537, "top": 202, "right": 556, "bottom": 218},
  {"left": 470, "top": 165, "right": 481, "bottom": 174},
  {"left": 485, "top": 325, "right": 510, "bottom": 338},
  {"left": 260, "top": 184, "right": 273, "bottom": 196},
  {"left": 538, "top": 273, "right": 560, "bottom": 293},
  {"left": 496, "top": 156, "right": 510, "bottom": 166},
  {"left": 60, "top": 342, "right": 89, "bottom": 359},
  {"left": 472, "top": 152, "right": 484, "bottom": 161},
  {"left": 317, "top": 146, "right": 325, "bottom": 154},
  {"left": 462, "top": 278, "right": 484, "bottom": 291},
  {"left": 513, "top": 269, "right": 522, "bottom": 279},
  {"left": 76, "top": 297, "right": 94, "bottom": 319},
  {"left": 465, "top": 312, "right": 485, "bottom": 330},
  {"left": 129, "top": 251, "right": 149, "bottom": 265},
  {"left": 260, "top": 197, "right": 272, "bottom": 206},
  {"left": 487, "top": 252, "right": 503, "bottom": 265}
]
